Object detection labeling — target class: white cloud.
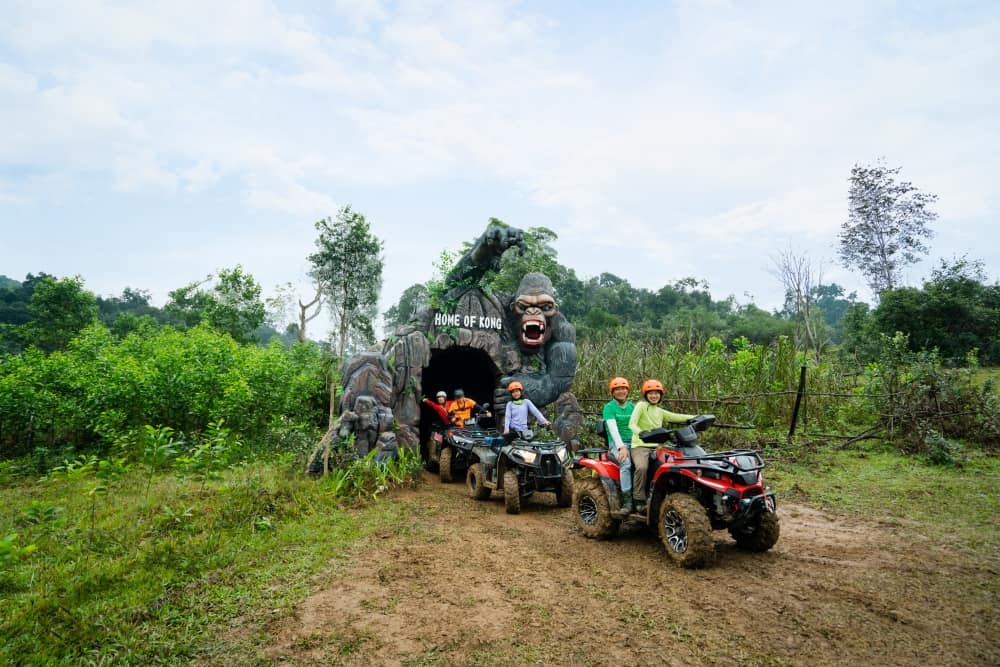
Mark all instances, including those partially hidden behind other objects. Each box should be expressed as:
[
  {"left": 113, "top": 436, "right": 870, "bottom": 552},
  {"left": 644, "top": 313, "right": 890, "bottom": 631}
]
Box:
[{"left": 1, "top": 0, "right": 997, "bottom": 324}]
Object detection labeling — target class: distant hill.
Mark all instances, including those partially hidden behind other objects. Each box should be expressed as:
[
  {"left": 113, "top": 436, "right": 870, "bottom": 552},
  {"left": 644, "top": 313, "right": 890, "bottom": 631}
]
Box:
[{"left": 0, "top": 275, "right": 21, "bottom": 290}]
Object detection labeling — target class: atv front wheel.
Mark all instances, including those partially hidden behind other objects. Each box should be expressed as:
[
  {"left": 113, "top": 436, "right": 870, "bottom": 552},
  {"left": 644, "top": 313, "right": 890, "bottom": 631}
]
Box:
[
  {"left": 503, "top": 470, "right": 521, "bottom": 514},
  {"left": 729, "top": 511, "right": 780, "bottom": 552},
  {"left": 658, "top": 493, "right": 714, "bottom": 568},
  {"left": 555, "top": 467, "right": 573, "bottom": 508},
  {"left": 466, "top": 463, "right": 491, "bottom": 500},
  {"left": 573, "top": 477, "right": 619, "bottom": 540},
  {"left": 439, "top": 447, "right": 454, "bottom": 483}
]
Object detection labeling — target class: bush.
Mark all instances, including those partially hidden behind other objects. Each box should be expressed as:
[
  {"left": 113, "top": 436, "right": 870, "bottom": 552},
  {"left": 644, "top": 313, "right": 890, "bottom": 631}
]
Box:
[{"left": 0, "top": 324, "right": 331, "bottom": 459}]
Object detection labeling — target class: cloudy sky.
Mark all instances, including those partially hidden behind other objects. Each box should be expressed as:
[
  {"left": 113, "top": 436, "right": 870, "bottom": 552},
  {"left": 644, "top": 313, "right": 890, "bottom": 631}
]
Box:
[{"left": 2, "top": 0, "right": 997, "bottom": 336}]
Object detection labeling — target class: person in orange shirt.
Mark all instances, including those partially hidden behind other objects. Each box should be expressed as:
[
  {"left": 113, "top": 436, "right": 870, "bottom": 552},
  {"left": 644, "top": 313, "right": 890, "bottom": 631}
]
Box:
[{"left": 446, "top": 389, "right": 479, "bottom": 427}]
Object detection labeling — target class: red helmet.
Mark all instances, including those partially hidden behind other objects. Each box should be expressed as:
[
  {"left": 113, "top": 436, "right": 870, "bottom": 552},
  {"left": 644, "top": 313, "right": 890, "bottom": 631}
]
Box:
[
  {"left": 641, "top": 379, "right": 664, "bottom": 396},
  {"left": 507, "top": 381, "right": 523, "bottom": 392},
  {"left": 608, "top": 377, "right": 630, "bottom": 393}
]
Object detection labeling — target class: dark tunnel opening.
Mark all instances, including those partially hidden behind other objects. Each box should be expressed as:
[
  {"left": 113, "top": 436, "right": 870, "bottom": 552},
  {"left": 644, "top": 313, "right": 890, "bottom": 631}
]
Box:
[{"left": 418, "top": 347, "right": 500, "bottom": 444}]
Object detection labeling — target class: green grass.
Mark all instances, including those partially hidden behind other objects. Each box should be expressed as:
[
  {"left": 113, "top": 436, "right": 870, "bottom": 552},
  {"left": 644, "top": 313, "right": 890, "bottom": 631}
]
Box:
[
  {"left": 766, "top": 441, "right": 1000, "bottom": 555},
  {"left": 1, "top": 440, "right": 998, "bottom": 664},
  {"left": 0, "top": 452, "right": 421, "bottom": 666}
]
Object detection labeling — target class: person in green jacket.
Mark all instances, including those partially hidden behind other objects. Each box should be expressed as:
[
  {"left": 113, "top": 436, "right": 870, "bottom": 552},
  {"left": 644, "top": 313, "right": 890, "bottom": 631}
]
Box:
[
  {"left": 602, "top": 376, "right": 635, "bottom": 512},
  {"left": 627, "top": 378, "right": 695, "bottom": 511}
]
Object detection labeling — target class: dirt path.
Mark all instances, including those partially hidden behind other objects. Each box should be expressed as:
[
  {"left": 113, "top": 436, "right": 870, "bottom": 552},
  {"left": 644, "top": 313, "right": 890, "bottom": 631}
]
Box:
[{"left": 260, "top": 473, "right": 998, "bottom": 666}]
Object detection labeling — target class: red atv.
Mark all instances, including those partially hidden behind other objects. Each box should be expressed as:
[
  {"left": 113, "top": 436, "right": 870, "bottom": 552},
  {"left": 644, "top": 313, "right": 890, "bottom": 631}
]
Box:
[{"left": 573, "top": 415, "right": 779, "bottom": 568}]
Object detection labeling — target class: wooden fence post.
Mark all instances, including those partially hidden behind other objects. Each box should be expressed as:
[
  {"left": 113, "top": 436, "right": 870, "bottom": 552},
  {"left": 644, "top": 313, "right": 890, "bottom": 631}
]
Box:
[{"left": 788, "top": 365, "right": 807, "bottom": 441}]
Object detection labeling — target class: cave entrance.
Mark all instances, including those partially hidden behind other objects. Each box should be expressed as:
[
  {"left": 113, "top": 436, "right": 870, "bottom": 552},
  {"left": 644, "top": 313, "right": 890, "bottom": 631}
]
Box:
[{"left": 419, "top": 346, "right": 500, "bottom": 443}]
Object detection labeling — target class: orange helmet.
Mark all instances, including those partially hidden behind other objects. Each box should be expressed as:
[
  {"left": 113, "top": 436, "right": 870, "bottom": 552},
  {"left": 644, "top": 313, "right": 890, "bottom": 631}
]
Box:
[
  {"left": 641, "top": 379, "right": 664, "bottom": 396},
  {"left": 507, "top": 381, "right": 524, "bottom": 392},
  {"left": 608, "top": 377, "right": 630, "bottom": 393}
]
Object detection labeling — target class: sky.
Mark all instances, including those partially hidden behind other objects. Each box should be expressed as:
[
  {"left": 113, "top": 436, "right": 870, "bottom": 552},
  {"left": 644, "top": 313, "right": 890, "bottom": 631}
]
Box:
[{"left": 2, "top": 0, "right": 998, "bottom": 338}]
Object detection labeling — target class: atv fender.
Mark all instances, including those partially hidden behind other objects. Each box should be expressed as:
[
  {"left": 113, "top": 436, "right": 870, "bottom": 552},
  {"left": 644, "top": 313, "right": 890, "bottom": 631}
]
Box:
[{"left": 575, "top": 458, "right": 621, "bottom": 483}]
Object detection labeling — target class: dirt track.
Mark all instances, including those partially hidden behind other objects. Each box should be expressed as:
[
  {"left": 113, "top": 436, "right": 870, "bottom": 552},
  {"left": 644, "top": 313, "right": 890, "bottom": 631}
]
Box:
[{"left": 260, "top": 472, "right": 998, "bottom": 666}]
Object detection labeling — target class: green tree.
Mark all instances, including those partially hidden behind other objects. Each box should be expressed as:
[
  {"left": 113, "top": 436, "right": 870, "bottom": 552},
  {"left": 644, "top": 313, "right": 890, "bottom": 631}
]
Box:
[
  {"left": 874, "top": 256, "right": 1000, "bottom": 363},
  {"left": 487, "top": 224, "right": 570, "bottom": 294},
  {"left": 383, "top": 283, "right": 430, "bottom": 332},
  {"left": 308, "top": 206, "right": 384, "bottom": 360},
  {"left": 839, "top": 159, "right": 938, "bottom": 298},
  {"left": 166, "top": 266, "right": 265, "bottom": 344},
  {"left": 24, "top": 275, "right": 98, "bottom": 352}
]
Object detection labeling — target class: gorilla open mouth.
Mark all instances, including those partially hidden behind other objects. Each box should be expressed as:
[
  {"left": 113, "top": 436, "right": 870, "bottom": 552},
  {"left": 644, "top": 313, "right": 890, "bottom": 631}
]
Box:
[{"left": 520, "top": 317, "right": 546, "bottom": 346}]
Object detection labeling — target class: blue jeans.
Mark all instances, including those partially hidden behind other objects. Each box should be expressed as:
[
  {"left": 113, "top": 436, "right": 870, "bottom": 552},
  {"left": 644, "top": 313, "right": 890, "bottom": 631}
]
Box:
[{"left": 612, "top": 445, "right": 632, "bottom": 494}]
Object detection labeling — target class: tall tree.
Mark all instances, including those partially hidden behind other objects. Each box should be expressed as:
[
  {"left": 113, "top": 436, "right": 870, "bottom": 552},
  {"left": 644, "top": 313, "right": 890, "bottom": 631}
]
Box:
[
  {"left": 839, "top": 159, "right": 938, "bottom": 298},
  {"left": 308, "top": 206, "right": 384, "bottom": 360},
  {"left": 166, "top": 265, "right": 265, "bottom": 344}
]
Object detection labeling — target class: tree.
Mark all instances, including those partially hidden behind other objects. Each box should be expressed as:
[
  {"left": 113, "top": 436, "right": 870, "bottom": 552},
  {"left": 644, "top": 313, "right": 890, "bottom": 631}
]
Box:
[
  {"left": 166, "top": 265, "right": 265, "bottom": 344},
  {"left": 383, "top": 283, "right": 430, "bottom": 332},
  {"left": 480, "top": 222, "right": 570, "bottom": 295},
  {"left": 308, "top": 206, "right": 384, "bottom": 360},
  {"left": 874, "top": 256, "right": 1000, "bottom": 364},
  {"left": 24, "top": 275, "right": 99, "bottom": 352},
  {"left": 839, "top": 159, "right": 938, "bottom": 298},
  {"left": 771, "top": 248, "right": 828, "bottom": 358}
]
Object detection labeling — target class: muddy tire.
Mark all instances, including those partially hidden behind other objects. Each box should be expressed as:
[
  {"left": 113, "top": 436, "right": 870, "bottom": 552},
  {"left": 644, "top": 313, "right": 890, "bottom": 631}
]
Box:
[
  {"left": 439, "top": 447, "right": 453, "bottom": 483},
  {"left": 658, "top": 493, "right": 715, "bottom": 568},
  {"left": 555, "top": 467, "right": 573, "bottom": 508},
  {"left": 467, "top": 463, "right": 491, "bottom": 500},
  {"left": 573, "top": 477, "right": 619, "bottom": 540},
  {"left": 503, "top": 470, "right": 521, "bottom": 514},
  {"left": 730, "top": 511, "right": 780, "bottom": 552}
]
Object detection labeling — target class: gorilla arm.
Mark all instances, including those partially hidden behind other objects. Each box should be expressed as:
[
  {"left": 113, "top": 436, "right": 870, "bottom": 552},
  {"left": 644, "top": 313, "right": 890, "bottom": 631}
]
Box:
[{"left": 444, "top": 222, "right": 526, "bottom": 291}]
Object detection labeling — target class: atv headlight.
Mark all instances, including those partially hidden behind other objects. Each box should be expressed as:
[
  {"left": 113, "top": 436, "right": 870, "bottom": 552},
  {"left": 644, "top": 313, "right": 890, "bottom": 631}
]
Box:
[
  {"left": 512, "top": 448, "right": 537, "bottom": 464},
  {"left": 556, "top": 446, "right": 568, "bottom": 462}
]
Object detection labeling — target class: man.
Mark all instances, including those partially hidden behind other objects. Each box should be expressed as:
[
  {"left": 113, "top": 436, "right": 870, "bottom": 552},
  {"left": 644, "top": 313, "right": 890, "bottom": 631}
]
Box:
[{"left": 446, "top": 388, "right": 479, "bottom": 428}]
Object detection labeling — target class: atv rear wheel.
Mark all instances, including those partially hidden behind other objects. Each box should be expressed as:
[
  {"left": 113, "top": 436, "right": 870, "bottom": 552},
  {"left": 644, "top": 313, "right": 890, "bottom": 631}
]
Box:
[
  {"left": 658, "top": 493, "right": 714, "bottom": 568},
  {"left": 555, "top": 467, "right": 573, "bottom": 508},
  {"left": 729, "top": 511, "right": 780, "bottom": 552},
  {"left": 466, "top": 463, "right": 491, "bottom": 500},
  {"left": 439, "top": 447, "right": 453, "bottom": 483},
  {"left": 503, "top": 470, "right": 521, "bottom": 514},
  {"left": 573, "top": 477, "right": 619, "bottom": 540}
]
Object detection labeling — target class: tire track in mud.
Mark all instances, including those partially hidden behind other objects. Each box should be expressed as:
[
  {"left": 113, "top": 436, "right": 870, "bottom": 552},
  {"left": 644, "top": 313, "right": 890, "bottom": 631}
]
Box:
[{"left": 259, "top": 473, "right": 998, "bottom": 666}]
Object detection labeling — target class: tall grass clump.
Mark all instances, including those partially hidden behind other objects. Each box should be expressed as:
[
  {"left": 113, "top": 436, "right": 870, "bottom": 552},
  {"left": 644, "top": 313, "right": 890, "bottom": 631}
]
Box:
[{"left": 576, "top": 331, "right": 856, "bottom": 433}]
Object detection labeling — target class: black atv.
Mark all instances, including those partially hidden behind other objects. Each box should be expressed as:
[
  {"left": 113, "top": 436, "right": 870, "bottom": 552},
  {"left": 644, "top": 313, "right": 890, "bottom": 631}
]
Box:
[
  {"left": 438, "top": 404, "right": 499, "bottom": 483},
  {"left": 466, "top": 427, "right": 574, "bottom": 514}
]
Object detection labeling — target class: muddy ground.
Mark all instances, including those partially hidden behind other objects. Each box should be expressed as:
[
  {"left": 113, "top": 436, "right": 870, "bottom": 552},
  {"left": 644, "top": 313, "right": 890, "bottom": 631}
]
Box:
[{"left": 257, "top": 472, "right": 997, "bottom": 666}]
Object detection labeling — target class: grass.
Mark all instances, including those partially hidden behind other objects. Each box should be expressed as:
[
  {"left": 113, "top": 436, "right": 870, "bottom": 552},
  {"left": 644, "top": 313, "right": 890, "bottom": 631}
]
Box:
[
  {"left": 0, "top": 451, "right": 422, "bottom": 666},
  {"left": 765, "top": 440, "right": 1000, "bottom": 556},
  {"left": 1, "top": 438, "right": 998, "bottom": 664}
]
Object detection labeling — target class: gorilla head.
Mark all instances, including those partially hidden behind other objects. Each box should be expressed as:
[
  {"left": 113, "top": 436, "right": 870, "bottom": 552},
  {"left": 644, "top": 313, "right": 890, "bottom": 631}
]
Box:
[{"left": 510, "top": 272, "right": 559, "bottom": 349}]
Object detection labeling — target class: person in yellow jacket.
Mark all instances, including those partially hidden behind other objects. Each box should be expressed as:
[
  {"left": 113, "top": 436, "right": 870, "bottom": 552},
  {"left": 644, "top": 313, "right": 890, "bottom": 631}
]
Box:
[{"left": 627, "top": 379, "right": 695, "bottom": 511}]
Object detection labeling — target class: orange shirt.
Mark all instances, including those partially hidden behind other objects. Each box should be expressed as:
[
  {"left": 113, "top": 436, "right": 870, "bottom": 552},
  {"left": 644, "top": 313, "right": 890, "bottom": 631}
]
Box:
[{"left": 446, "top": 398, "right": 478, "bottom": 427}]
